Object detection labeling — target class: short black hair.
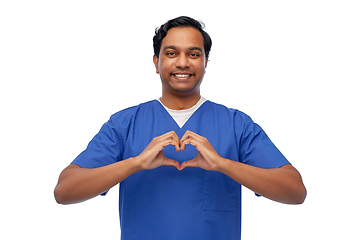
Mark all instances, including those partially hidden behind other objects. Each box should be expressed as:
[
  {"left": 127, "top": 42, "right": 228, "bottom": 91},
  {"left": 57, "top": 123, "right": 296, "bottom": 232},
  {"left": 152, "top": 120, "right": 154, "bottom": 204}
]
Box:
[{"left": 153, "top": 16, "right": 212, "bottom": 59}]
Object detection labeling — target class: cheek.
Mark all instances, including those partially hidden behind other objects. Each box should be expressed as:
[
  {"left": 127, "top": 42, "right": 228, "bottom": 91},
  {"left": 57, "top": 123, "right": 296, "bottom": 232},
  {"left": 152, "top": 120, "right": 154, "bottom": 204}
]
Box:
[
  {"left": 195, "top": 63, "right": 206, "bottom": 74},
  {"left": 193, "top": 58, "right": 207, "bottom": 72},
  {"left": 159, "top": 60, "right": 172, "bottom": 74}
]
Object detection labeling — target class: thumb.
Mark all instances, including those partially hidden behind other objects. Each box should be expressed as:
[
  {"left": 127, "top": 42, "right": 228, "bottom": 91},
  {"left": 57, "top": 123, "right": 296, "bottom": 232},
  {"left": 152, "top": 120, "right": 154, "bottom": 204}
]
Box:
[
  {"left": 162, "top": 158, "right": 181, "bottom": 170},
  {"left": 179, "top": 159, "right": 199, "bottom": 170}
]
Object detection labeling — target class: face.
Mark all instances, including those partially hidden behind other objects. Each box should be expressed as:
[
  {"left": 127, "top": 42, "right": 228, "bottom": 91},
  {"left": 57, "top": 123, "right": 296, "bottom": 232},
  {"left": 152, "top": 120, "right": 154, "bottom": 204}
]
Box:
[{"left": 153, "top": 27, "right": 208, "bottom": 97}]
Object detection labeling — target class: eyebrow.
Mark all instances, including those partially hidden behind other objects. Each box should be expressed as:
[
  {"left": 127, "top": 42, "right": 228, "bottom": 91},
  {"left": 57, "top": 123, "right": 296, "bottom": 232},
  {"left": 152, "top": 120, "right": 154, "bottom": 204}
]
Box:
[
  {"left": 163, "top": 45, "right": 203, "bottom": 53},
  {"left": 189, "top": 47, "right": 203, "bottom": 53}
]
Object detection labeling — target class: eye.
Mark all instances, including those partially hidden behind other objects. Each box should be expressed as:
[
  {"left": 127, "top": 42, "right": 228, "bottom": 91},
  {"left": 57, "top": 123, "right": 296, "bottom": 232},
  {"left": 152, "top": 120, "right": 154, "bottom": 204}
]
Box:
[
  {"left": 166, "top": 51, "right": 177, "bottom": 57},
  {"left": 189, "top": 53, "right": 200, "bottom": 58}
]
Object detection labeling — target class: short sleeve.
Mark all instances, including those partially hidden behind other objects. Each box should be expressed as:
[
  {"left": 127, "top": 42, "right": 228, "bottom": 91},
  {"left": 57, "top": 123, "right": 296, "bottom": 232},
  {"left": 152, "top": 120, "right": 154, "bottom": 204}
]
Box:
[
  {"left": 237, "top": 113, "right": 290, "bottom": 169},
  {"left": 71, "top": 115, "right": 123, "bottom": 169}
]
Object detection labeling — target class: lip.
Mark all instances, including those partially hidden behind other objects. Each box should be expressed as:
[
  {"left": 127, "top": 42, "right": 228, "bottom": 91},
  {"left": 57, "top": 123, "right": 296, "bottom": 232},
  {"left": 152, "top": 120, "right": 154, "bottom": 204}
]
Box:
[{"left": 171, "top": 72, "right": 194, "bottom": 78}]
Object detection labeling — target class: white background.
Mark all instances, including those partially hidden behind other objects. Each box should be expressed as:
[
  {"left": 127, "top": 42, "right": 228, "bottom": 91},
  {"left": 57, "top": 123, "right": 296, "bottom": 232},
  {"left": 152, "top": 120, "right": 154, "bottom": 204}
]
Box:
[{"left": 1, "top": 0, "right": 359, "bottom": 239}]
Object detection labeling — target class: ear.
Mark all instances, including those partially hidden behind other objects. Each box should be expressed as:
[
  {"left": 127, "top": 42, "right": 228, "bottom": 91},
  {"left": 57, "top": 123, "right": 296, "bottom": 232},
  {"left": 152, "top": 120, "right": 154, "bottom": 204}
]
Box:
[
  {"left": 153, "top": 55, "right": 159, "bottom": 74},
  {"left": 205, "top": 58, "right": 208, "bottom": 68}
]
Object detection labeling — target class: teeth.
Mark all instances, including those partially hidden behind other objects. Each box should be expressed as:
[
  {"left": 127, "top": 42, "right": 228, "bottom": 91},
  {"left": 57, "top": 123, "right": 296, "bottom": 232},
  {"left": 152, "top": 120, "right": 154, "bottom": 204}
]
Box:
[{"left": 175, "top": 74, "right": 190, "bottom": 78}]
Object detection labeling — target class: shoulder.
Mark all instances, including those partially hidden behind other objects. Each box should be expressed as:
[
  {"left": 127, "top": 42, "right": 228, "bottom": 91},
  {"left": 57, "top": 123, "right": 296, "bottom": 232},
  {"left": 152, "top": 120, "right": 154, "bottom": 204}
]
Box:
[
  {"left": 111, "top": 100, "right": 158, "bottom": 118},
  {"left": 205, "top": 100, "right": 253, "bottom": 123},
  {"left": 109, "top": 100, "right": 159, "bottom": 127}
]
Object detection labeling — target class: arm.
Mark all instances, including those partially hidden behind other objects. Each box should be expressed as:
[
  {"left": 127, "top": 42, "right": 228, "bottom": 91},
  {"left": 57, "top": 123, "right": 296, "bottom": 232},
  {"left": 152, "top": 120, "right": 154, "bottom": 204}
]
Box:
[
  {"left": 54, "top": 160, "right": 139, "bottom": 205},
  {"left": 218, "top": 161, "right": 306, "bottom": 204},
  {"left": 54, "top": 131, "right": 181, "bottom": 205},
  {"left": 179, "top": 131, "right": 307, "bottom": 204}
]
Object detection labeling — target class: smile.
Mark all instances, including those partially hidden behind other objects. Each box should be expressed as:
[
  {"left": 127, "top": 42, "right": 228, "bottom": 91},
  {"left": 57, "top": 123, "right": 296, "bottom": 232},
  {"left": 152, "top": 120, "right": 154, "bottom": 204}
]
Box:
[{"left": 174, "top": 74, "right": 191, "bottom": 78}]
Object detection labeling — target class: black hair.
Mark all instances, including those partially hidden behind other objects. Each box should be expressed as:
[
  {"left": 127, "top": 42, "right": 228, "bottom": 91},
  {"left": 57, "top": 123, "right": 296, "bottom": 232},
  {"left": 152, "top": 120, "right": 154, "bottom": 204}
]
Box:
[{"left": 153, "top": 16, "right": 212, "bottom": 59}]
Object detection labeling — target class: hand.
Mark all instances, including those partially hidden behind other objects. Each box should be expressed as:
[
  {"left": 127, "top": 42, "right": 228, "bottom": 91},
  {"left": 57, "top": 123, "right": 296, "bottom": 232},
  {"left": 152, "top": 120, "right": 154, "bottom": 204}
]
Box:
[
  {"left": 179, "top": 131, "right": 224, "bottom": 171},
  {"left": 136, "top": 131, "right": 181, "bottom": 170}
]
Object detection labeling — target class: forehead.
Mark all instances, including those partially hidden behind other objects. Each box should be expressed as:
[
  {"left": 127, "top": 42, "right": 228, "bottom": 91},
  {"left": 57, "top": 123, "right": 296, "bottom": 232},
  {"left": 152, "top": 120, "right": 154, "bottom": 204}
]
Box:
[{"left": 161, "top": 27, "right": 204, "bottom": 51}]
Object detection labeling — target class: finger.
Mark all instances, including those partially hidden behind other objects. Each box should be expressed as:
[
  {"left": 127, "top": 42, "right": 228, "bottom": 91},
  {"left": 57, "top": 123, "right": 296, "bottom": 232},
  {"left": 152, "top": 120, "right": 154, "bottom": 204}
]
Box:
[
  {"left": 162, "top": 158, "right": 181, "bottom": 170},
  {"left": 179, "top": 159, "right": 199, "bottom": 170},
  {"left": 180, "top": 139, "right": 192, "bottom": 151},
  {"left": 170, "top": 131, "right": 181, "bottom": 152},
  {"left": 180, "top": 130, "right": 194, "bottom": 142},
  {"left": 157, "top": 131, "right": 180, "bottom": 151},
  {"left": 166, "top": 131, "right": 181, "bottom": 151},
  {"left": 180, "top": 131, "right": 204, "bottom": 150},
  {"left": 180, "top": 130, "right": 204, "bottom": 143},
  {"left": 180, "top": 130, "right": 197, "bottom": 149}
]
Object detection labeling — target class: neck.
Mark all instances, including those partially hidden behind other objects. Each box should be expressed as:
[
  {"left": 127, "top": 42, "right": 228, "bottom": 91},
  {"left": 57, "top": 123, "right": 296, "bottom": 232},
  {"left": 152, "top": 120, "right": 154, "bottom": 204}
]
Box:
[{"left": 160, "top": 92, "right": 201, "bottom": 110}]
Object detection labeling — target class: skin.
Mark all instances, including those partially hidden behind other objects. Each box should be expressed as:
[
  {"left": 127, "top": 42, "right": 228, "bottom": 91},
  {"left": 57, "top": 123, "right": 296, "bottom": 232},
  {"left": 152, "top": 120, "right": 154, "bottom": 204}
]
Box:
[
  {"left": 153, "top": 27, "right": 208, "bottom": 110},
  {"left": 54, "top": 26, "right": 306, "bottom": 205}
]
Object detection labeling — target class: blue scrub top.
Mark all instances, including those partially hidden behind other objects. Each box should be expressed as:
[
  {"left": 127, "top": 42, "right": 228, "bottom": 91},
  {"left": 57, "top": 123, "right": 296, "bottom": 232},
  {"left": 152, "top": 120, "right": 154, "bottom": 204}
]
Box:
[{"left": 72, "top": 100, "right": 290, "bottom": 240}]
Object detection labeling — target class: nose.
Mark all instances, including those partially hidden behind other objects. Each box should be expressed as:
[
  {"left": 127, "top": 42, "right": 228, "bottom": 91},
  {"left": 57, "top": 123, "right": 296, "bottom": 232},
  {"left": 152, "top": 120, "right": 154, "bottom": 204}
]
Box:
[{"left": 175, "top": 53, "right": 190, "bottom": 69}]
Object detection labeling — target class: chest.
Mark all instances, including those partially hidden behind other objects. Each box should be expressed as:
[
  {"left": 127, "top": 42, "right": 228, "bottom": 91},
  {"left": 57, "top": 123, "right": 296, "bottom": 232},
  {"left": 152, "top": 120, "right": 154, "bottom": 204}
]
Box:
[{"left": 121, "top": 103, "right": 239, "bottom": 162}]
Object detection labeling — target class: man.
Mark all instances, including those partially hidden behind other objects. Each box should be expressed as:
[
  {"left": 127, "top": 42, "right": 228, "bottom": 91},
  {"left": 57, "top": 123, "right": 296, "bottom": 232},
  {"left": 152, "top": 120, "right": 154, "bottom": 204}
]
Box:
[{"left": 54, "top": 16, "right": 306, "bottom": 239}]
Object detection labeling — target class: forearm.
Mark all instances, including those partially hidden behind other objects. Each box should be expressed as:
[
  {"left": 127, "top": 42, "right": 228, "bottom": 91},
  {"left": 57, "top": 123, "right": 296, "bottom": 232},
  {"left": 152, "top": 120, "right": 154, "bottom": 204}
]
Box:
[
  {"left": 54, "top": 131, "right": 183, "bottom": 205},
  {"left": 54, "top": 158, "right": 141, "bottom": 205},
  {"left": 217, "top": 159, "right": 306, "bottom": 204}
]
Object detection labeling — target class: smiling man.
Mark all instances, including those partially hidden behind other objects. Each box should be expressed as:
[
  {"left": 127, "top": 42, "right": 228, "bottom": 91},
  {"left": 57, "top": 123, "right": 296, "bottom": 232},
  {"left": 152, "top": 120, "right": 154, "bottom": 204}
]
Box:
[
  {"left": 54, "top": 16, "right": 306, "bottom": 240},
  {"left": 154, "top": 26, "right": 207, "bottom": 108}
]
